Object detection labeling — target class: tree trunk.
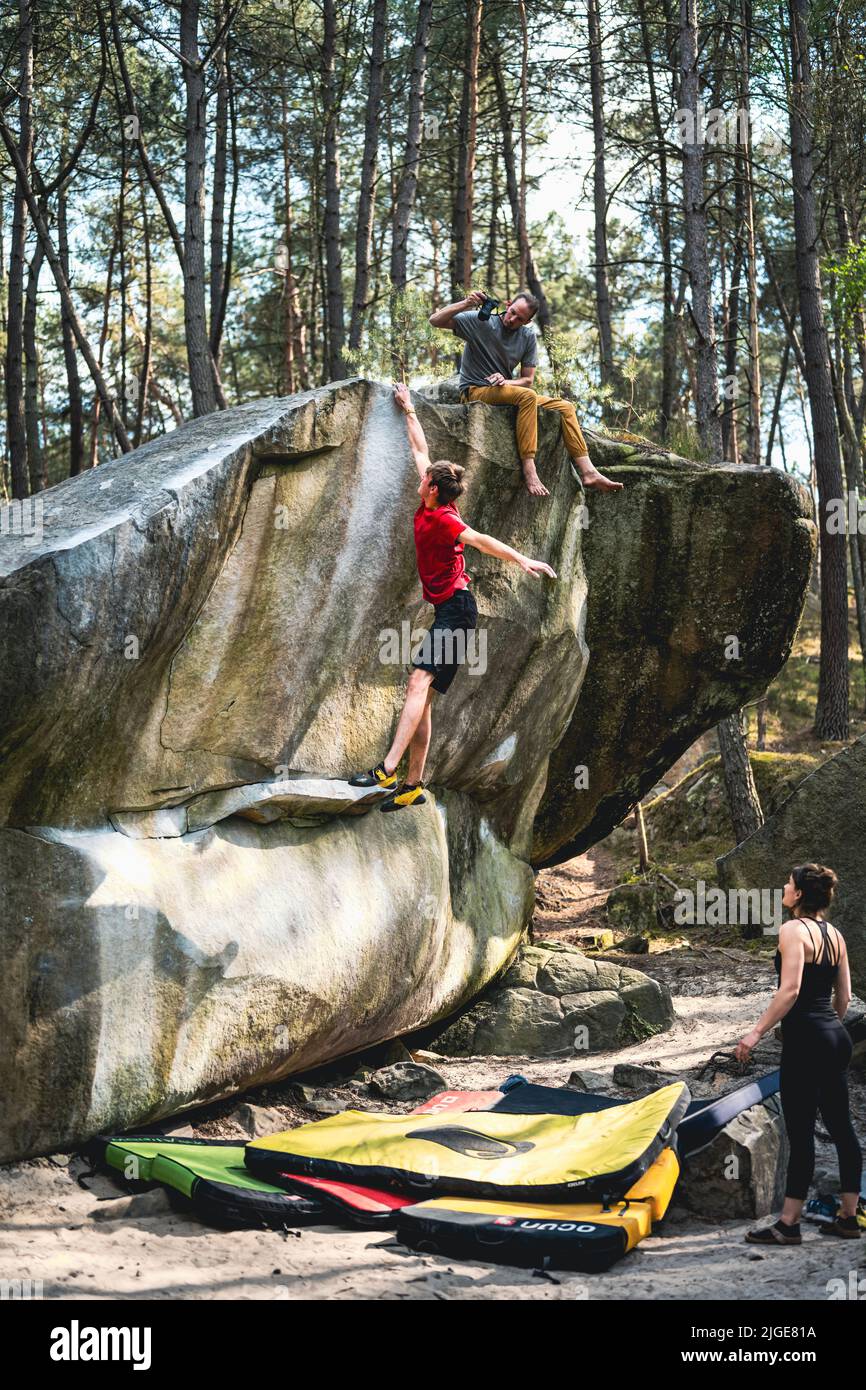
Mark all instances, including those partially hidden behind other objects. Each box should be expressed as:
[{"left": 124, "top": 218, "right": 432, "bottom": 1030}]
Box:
[
  {"left": 280, "top": 96, "right": 308, "bottom": 394},
  {"left": 453, "top": 0, "right": 483, "bottom": 296},
  {"left": 740, "top": 0, "right": 762, "bottom": 465},
  {"left": 322, "top": 0, "right": 346, "bottom": 377},
  {"left": 637, "top": 0, "right": 676, "bottom": 436},
  {"left": 489, "top": 43, "right": 551, "bottom": 333},
  {"left": 765, "top": 339, "right": 790, "bottom": 466},
  {"left": 5, "top": 0, "right": 34, "bottom": 499},
  {"left": 180, "top": 0, "right": 217, "bottom": 414},
  {"left": 788, "top": 0, "right": 849, "bottom": 740},
  {"left": 680, "top": 0, "right": 763, "bottom": 826},
  {"left": 718, "top": 711, "right": 764, "bottom": 843},
  {"left": 89, "top": 230, "right": 118, "bottom": 467},
  {"left": 588, "top": 0, "right": 616, "bottom": 417},
  {"left": 135, "top": 176, "right": 153, "bottom": 449},
  {"left": 721, "top": 163, "right": 742, "bottom": 464},
  {"left": 57, "top": 175, "right": 85, "bottom": 475},
  {"left": 390, "top": 0, "right": 433, "bottom": 293},
  {"left": 349, "top": 0, "right": 387, "bottom": 350},
  {"left": 517, "top": 0, "right": 529, "bottom": 287},
  {"left": 23, "top": 237, "right": 46, "bottom": 492},
  {"left": 486, "top": 155, "right": 499, "bottom": 290},
  {"left": 679, "top": 0, "right": 723, "bottom": 458},
  {"left": 209, "top": 9, "right": 230, "bottom": 405}
]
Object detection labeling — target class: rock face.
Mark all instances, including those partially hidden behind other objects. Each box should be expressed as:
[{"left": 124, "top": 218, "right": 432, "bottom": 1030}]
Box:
[
  {"left": 429, "top": 941, "right": 674, "bottom": 1056},
  {"left": 1, "top": 792, "right": 532, "bottom": 1160},
  {"left": 0, "top": 380, "right": 814, "bottom": 1159},
  {"left": 532, "top": 438, "right": 815, "bottom": 865},
  {"left": 717, "top": 735, "right": 866, "bottom": 996}
]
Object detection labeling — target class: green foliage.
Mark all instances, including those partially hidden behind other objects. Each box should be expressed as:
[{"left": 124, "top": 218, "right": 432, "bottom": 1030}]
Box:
[
  {"left": 344, "top": 285, "right": 453, "bottom": 384},
  {"left": 827, "top": 242, "right": 866, "bottom": 330}
]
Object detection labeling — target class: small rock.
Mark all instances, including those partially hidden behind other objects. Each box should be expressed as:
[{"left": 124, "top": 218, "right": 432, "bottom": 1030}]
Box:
[
  {"left": 383, "top": 1040, "right": 415, "bottom": 1065},
  {"left": 91, "top": 1189, "right": 172, "bottom": 1222},
  {"left": 677, "top": 1099, "right": 788, "bottom": 1219},
  {"left": 566, "top": 1069, "right": 612, "bottom": 1092},
  {"left": 306, "top": 1093, "right": 350, "bottom": 1117},
  {"left": 157, "top": 1121, "right": 196, "bottom": 1139},
  {"left": 606, "top": 882, "right": 659, "bottom": 935},
  {"left": 369, "top": 1062, "right": 446, "bottom": 1101},
  {"left": 573, "top": 929, "right": 615, "bottom": 951},
  {"left": 230, "top": 1103, "right": 286, "bottom": 1138},
  {"left": 345, "top": 1080, "right": 370, "bottom": 1097},
  {"left": 286, "top": 1083, "right": 317, "bottom": 1106},
  {"left": 410, "top": 1049, "right": 445, "bottom": 1064},
  {"left": 615, "top": 935, "right": 649, "bottom": 954},
  {"left": 612, "top": 1062, "right": 681, "bottom": 1092}
]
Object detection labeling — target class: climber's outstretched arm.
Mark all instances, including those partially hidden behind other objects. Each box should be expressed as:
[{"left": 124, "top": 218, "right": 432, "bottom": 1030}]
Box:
[
  {"left": 459, "top": 526, "right": 557, "bottom": 580},
  {"left": 393, "top": 382, "right": 431, "bottom": 479}
]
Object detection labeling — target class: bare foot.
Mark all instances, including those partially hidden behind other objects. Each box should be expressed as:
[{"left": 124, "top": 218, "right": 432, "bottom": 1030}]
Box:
[
  {"left": 522, "top": 461, "right": 549, "bottom": 497},
  {"left": 578, "top": 464, "right": 623, "bottom": 492}
]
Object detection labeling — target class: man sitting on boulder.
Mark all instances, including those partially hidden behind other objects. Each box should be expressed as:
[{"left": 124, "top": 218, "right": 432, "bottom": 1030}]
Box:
[
  {"left": 429, "top": 289, "right": 622, "bottom": 498},
  {"left": 348, "top": 382, "right": 557, "bottom": 811}
]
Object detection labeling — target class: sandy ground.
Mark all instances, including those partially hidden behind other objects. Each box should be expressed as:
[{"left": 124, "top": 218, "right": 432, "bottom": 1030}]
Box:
[{"left": 3, "top": 856, "right": 864, "bottom": 1302}]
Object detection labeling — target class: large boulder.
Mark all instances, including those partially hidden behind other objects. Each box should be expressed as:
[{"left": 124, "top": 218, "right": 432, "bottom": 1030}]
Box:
[
  {"left": 0, "top": 381, "right": 813, "bottom": 1158},
  {"left": 429, "top": 941, "right": 674, "bottom": 1056},
  {"left": 717, "top": 735, "right": 866, "bottom": 995},
  {"left": 532, "top": 439, "right": 815, "bottom": 864},
  {"left": 0, "top": 790, "right": 532, "bottom": 1160},
  {"left": 0, "top": 385, "right": 589, "bottom": 855}
]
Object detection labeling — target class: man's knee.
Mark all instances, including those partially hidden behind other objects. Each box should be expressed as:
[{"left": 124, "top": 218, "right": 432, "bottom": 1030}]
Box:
[
  {"left": 408, "top": 667, "right": 435, "bottom": 694},
  {"left": 541, "top": 393, "right": 575, "bottom": 414},
  {"left": 511, "top": 386, "right": 538, "bottom": 406}
]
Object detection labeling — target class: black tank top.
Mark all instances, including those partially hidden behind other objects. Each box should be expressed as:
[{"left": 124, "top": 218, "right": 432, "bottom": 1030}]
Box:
[{"left": 775, "top": 918, "right": 840, "bottom": 1022}]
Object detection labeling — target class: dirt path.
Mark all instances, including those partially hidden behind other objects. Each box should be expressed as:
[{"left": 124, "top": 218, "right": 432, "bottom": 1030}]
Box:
[{"left": 533, "top": 844, "right": 620, "bottom": 940}]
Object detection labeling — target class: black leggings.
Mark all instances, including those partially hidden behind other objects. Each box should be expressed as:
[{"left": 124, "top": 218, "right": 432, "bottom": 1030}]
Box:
[{"left": 780, "top": 1017, "right": 862, "bottom": 1201}]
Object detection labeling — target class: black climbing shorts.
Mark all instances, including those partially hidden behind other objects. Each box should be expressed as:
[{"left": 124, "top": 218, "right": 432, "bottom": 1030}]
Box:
[{"left": 412, "top": 588, "right": 478, "bottom": 694}]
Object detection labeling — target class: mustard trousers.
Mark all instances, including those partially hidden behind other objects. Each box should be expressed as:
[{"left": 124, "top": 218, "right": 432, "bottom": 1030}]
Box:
[{"left": 464, "top": 383, "right": 588, "bottom": 460}]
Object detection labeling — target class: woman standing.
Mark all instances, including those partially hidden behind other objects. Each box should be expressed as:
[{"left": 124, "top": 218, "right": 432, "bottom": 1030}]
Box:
[{"left": 735, "top": 863, "right": 862, "bottom": 1244}]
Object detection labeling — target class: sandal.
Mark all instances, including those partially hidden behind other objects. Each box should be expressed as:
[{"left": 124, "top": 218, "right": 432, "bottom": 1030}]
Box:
[
  {"left": 819, "top": 1214, "right": 861, "bottom": 1239},
  {"left": 745, "top": 1220, "right": 802, "bottom": 1246}
]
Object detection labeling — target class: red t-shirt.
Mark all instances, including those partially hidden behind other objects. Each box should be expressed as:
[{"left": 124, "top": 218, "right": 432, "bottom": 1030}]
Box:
[{"left": 413, "top": 502, "right": 470, "bottom": 606}]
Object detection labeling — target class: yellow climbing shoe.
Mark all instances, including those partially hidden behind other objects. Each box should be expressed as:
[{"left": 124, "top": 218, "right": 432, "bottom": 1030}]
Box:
[
  {"left": 381, "top": 782, "right": 427, "bottom": 812},
  {"left": 349, "top": 762, "right": 398, "bottom": 790}
]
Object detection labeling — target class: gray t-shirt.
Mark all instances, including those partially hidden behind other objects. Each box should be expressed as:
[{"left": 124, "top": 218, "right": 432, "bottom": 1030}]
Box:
[{"left": 453, "top": 310, "right": 538, "bottom": 391}]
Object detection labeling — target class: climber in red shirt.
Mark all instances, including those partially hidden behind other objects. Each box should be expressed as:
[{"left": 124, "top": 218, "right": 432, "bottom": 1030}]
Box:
[{"left": 349, "top": 382, "right": 557, "bottom": 811}]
